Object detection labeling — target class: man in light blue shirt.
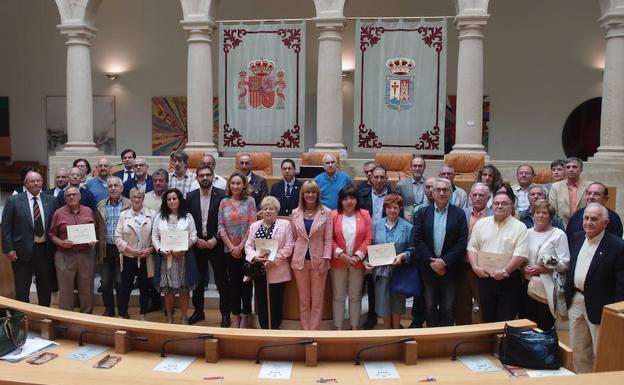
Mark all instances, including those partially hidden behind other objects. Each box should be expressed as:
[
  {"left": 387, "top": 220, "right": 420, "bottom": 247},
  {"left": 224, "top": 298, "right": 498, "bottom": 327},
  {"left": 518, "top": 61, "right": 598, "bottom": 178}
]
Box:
[
  {"left": 314, "top": 153, "right": 352, "bottom": 210},
  {"left": 86, "top": 158, "right": 111, "bottom": 203}
]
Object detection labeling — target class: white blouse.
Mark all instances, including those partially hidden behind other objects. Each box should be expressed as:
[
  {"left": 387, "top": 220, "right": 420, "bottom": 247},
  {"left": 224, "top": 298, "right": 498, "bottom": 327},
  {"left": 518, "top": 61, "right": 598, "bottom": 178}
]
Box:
[
  {"left": 527, "top": 228, "right": 570, "bottom": 272},
  {"left": 342, "top": 214, "right": 357, "bottom": 256},
  {"left": 151, "top": 213, "right": 198, "bottom": 252}
]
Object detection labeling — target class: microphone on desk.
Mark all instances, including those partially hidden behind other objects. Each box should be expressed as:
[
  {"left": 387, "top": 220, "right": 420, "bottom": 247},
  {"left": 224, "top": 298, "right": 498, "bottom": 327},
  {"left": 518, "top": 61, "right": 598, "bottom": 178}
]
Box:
[
  {"left": 255, "top": 339, "right": 316, "bottom": 364},
  {"left": 354, "top": 337, "right": 414, "bottom": 365},
  {"left": 160, "top": 334, "right": 213, "bottom": 357},
  {"left": 450, "top": 338, "right": 497, "bottom": 361}
]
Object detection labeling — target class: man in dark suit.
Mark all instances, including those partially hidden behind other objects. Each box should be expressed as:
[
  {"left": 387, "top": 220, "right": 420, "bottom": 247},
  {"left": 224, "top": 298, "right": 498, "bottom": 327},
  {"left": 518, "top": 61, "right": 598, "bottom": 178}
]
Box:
[
  {"left": 270, "top": 159, "right": 301, "bottom": 217},
  {"left": 564, "top": 203, "right": 624, "bottom": 373},
  {"left": 56, "top": 167, "right": 97, "bottom": 212},
  {"left": 43, "top": 168, "right": 69, "bottom": 198},
  {"left": 2, "top": 171, "right": 58, "bottom": 306},
  {"left": 113, "top": 148, "right": 136, "bottom": 183},
  {"left": 566, "top": 182, "right": 623, "bottom": 238},
  {"left": 187, "top": 165, "right": 229, "bottom": 326},
  {"left": 413, "top": 177, "right": 468, "bottom": 327},
  {"left": 122, "top": 157, "right": 154, "bottom": 198},
  {"left": 238, "top": 153, "right": 268, "bottom": 209}
]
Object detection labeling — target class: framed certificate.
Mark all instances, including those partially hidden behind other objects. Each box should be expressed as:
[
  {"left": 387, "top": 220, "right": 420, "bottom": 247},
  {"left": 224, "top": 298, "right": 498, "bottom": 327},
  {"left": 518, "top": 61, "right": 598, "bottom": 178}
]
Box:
[
  {"left": 66, "top": 224, "right": 96, "bottom": 244},
  {"left": 254, "top": 238, "right": 279, "bottom": 261},
  {"left": 160, "top": 230, "right": 189, "bottom": 251},
  {"left": 477, "top": 250, "right": 510, "bottom": 273},
  {"left": 367, "top": 243, "right": 397, "bottom": 267}
]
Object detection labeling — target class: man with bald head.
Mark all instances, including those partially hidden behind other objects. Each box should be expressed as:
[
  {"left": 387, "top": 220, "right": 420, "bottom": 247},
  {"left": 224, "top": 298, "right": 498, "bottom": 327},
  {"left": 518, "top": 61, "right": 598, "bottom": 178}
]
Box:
[
  {"left": 566, "top": 182, "right": 623, "bottom": 238},
  {"left": 565, "top": 202, "right": 624, "bottom": 373},
  {"left": 86, "top": 158, "right": 112, "bottom": 202},
  {"left": 237, "top": 153, "right": 269, "bottom": 209},
  {"left": 2, "top": 171, "right": 58, "bottom": 305},
  {"left": 44, "top": 168, "right": 69, "bottom": 197},
  {"left": 122, "top": 157, "right": 153, "bottom": 198},
  {"left": 314, "top": 153, "right": 352, "bottom": 210},
  {"left": 57, "top": 166, "right": 97, "bottom": 212}
]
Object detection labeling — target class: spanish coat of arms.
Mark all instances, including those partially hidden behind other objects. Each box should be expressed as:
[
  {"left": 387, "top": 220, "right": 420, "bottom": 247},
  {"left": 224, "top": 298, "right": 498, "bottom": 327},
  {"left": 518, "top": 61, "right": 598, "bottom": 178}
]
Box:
[{"left": 237, "top": 59, "right": 286, "bottom": 110}]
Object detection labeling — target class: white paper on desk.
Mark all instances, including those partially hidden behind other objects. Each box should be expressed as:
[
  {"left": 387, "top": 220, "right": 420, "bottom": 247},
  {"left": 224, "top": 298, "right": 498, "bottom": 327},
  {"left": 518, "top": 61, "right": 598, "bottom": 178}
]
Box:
[
  {"left": 255, "top": 238, "right": 279, "bottom": 262},
  {"left": 0, "top": 338, "right": 58, "bottom": 362},
  {"left": 153, "top": 355, "right": 195, "bottom": 374},
  {"left": 458, "top": 355, "right": 501, "bottom": 373},
  {"left": 258, "top": 361, "right": 293, "bottom": 379},
  {"left": 526, "top": 368, "right": 575, "bottom": 378},
  {"left": 66, "top": 223, "right": 96, "bottom": 244},
  {"left": 65, "top": 344, "right": 108, "bottom": 361},
  {"left": 160, "top": 230, "right": 189, "bottom": 251},
  {"left": 363, "top": 361, "right": 400, "bottom": 379},
  {"left": 367, "top": 243, "right": 397, "bottom": 267}
]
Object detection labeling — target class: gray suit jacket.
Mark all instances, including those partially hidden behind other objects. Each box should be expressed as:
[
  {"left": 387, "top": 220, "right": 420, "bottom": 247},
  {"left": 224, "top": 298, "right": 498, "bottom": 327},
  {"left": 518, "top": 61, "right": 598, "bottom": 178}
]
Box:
[
  {"left": 396, "top": 177, "right": 424, "bottom": 208},
  {"left": 1, "top": 191, "right": 57, "bottom": 262}
]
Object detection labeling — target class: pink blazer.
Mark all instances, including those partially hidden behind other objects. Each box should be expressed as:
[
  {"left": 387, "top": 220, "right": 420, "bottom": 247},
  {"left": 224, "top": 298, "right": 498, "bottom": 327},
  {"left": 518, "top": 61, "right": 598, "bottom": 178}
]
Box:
[
  {"left": 245, "top": 218, "right": 295, "bottom": 283},
  {"left": 290, "top": 206, "right": 333, "bottom": 272},
  {"left": 331, "top": 209, "right": 373, "bottom": 270}
]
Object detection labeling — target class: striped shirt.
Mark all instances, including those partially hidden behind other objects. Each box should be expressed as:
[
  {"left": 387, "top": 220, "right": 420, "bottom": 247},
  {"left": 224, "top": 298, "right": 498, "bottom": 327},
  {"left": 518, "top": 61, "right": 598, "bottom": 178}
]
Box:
[
  {"left": 169, "top": 169, "right": 199, "bottom": 198},
  {"left": 105, "top": 199, "right": 123, "bottom": 244}
]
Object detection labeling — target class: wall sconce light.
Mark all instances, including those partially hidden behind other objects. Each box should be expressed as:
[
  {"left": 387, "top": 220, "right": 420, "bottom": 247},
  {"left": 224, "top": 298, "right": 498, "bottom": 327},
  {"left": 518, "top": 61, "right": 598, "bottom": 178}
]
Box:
[
  {"left": 342, "top": 69, "right": 354, "bottom": 78},
  {"left": 106, "top": 73, "right": 120, "bottom": 80}
]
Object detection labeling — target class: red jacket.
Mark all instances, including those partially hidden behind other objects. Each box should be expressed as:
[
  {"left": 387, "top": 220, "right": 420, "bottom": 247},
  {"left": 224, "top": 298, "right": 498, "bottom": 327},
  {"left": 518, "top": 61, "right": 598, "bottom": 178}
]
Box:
[{"left": 331, "top": 209, "right": 372, "bottom": 269}]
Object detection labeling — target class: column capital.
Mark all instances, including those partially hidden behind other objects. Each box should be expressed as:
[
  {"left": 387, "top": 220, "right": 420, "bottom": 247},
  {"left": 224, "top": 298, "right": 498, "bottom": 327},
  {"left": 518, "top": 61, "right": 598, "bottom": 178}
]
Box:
[
  {"left": 180, "top": 18, "right": 216, "bottom": 33},
  {"left": 57, "top": 23, "right": 97, "bottom": 44},
  {"left": 454, "top": 14, "right": 489, "bottom": 31},
  {"left": 314, "top": 16, "right": 346, "bottom": 30}
]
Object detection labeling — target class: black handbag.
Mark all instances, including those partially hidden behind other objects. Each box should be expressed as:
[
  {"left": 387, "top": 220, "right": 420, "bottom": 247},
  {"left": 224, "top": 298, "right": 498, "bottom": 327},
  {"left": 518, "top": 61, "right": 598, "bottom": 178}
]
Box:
[
  {"left": 499, "top": 324, "right": 560, "bottom": 370},
  {"left": 242, "top": 261, "right": 265, "bottom": 277},
  {"left": 0, "top": 308, "right": 28, "bottom": 357}
]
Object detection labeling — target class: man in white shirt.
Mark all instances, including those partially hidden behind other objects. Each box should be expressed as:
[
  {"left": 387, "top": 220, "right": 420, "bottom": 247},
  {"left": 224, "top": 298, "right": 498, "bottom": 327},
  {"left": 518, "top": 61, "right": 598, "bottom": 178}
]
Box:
[
  {"left": 511, "top": 164, "right": 534, "bottom": 212},
  {"left": 199, "top": 153, "right": 227, "bottom": 190}
]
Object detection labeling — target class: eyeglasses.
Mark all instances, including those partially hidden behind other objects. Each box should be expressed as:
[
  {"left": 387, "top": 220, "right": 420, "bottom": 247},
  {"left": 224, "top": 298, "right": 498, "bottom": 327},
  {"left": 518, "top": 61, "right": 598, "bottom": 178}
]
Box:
[
  {"left": 492, "top": 201, "right": 511, "bottom": 207},
  {"left": 133, "top": 163, "right": 147, "bottom": 168},
  {"left": 435, "top": 188, "right": 451, "bottom": 194},
  {"left": 197, "top": 174, "right": 213, "bottom": 178}
]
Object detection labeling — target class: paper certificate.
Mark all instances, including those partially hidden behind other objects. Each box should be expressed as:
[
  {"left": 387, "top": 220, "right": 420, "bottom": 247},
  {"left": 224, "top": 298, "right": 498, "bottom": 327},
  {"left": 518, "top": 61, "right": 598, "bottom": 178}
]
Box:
[
  {"left": 367, "top": 243, "right": 397, "bottom": 267},
  {"left": 255, "top": 238, "right": 279, "bottom": 262},
  {"left": 160, "top": 230, "right": 189, "bottom": 251},
  {"left": 66, "top": 224, "right": 96, "bottom": 244},
  {"left": 478, "top": 250, "right": 511, "bottom": 273}
]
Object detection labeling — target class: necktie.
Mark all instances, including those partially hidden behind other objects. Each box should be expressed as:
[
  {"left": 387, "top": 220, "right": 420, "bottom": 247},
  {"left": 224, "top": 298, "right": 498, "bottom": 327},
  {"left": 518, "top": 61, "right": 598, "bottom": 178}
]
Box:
[
  {"left": 33, "top": 197, "right": 44, "bottom": 237},
  {"left": 286, "top": 183, "right": 292, "bottom": 198},
  {"left": 125, "top": 170, "right": 131, "bottom": 182}
]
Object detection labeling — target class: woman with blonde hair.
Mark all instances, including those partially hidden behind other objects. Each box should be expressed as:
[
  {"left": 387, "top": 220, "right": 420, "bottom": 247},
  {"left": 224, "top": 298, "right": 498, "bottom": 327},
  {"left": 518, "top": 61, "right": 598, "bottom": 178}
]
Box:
[{"left": 291, "top": 180, "right": 333, "bottom": 330}]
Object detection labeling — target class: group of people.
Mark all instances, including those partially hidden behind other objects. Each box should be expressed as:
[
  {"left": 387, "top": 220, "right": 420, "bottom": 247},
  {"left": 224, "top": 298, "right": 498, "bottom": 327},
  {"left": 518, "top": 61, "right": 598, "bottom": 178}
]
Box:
[{"left": 2, "top": 150, "right": 623, "bottom": 373}]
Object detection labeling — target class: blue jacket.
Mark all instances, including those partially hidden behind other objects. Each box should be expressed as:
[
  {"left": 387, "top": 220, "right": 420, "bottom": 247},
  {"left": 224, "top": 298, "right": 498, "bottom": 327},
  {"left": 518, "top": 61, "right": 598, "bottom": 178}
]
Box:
[
  {"left": 371, "top": 216, "right": 414, "bottom": 277},
  {"left": 122, "top": 175, "right": 154, "bottom": 198},
  {"left": 270, "top": 178, "right": 302, "bottom": 217}
]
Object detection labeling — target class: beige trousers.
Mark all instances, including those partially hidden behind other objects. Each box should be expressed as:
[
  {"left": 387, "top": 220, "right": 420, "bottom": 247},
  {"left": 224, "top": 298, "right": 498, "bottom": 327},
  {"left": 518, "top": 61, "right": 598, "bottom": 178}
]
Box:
[
  {"left": 568, "top": 293, "right": 600, "bottom": 373},
  {"left": 55, "top": 249, "right": 95, "bottom": 313},
  {"left": 330, "top": 266, "right": 364, "bottom": 329}
]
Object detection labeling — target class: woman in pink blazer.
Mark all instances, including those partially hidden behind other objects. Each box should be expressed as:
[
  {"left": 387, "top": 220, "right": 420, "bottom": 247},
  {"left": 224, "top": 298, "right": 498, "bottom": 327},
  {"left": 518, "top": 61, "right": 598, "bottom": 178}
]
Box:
[
  {"left": 245, "top": 196, "right": 295, "bottom": 329},
  {"left": 291, "top": 180, "right": 333, "bottom": 330},
  {"left": 331, "top": 185, "right": 373, "bottom": 330}
]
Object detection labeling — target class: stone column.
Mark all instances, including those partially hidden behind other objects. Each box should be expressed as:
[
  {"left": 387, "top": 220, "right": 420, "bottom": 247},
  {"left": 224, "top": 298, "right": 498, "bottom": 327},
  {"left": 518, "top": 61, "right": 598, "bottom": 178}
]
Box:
[
  {"left": 57, "top": 25, "right": 99, "bottom": 153},
  {"left": 311, "top": 18, "right": 347, "bottom": 154},
  {"left": 592, "top": 0, "right": 624, "bottom": 161},
  {"left": 451, "top": 2, "right": 489, "bottom": 154},
  {"left": 181, "top": 19, "right": 218, "bottom": 155}
]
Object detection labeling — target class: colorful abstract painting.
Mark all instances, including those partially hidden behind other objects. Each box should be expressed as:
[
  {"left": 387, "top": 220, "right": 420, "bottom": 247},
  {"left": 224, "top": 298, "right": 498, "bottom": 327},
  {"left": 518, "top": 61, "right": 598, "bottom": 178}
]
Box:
[
  {"left": 0, "top": 97, "right": 9, "bottom": 159},
  {"left": 444, "top": 95, "right": 490, "bottom": 154},
  {"left": 151, "top": 97, "right": 219, "bottom": 156}
]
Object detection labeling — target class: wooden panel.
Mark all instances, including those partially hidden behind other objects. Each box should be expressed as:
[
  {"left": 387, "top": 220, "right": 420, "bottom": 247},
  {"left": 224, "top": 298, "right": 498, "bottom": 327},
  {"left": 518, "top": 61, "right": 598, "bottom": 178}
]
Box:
[
  {"left": 0, "top": 239, "right": 16, "bottom": 298},
  {"left": 594, "top": 301, "right": 624, "bottom": 372}
]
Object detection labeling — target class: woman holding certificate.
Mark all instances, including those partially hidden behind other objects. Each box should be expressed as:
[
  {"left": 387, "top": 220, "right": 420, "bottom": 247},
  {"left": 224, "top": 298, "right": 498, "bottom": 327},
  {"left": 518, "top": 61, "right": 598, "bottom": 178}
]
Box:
[
  {"left": 151, "top": 188, "right": 198, "bottom": 324},
  {"left": 114, "top": 188, "right": 156, "bottom": 320},
  {"left": 291, "top": 180, "right": 333, "bottom": 330},
  {"left": 331, "top": 185, "right": 372, "bottom": 330},
  {"left": 365, "top": 194, "right": 414, "bottom": 329},
  {"left": 218, "top": 172, "right": 257, "bottom": 328},
  {"left": 245, "top": 196, "right": 295, "bottom": 329},
  {"left": 522, "top": 199, "right": 570, "bottom": 331}
]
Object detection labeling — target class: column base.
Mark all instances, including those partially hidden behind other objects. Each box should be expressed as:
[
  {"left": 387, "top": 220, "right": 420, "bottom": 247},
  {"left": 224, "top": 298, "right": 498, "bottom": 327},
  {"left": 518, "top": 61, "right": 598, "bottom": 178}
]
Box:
[
  {"left": 588, "top": 146, "right": 624, "bottom": 163},
  {"left": 183, "top": 142, "right": 219, "bottom": 156},
  {"left": 55, "top": 142, "right": 102, "bottom": 155},
  {"left": 450, "top": 143, "right": 487, "bottom": 154},
  {"left": 309, "top": 143, "right": 348, "bottom": 158}
]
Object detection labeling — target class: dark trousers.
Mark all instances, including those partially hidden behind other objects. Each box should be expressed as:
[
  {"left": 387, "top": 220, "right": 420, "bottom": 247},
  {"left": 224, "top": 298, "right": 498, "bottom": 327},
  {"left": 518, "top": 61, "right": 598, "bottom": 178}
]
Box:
[
  {"left": 519, "top": 278, "right": 555, "bottom": 331},
  {"left": 101, "top": 244, "right": 121, "bottom": 314},
  {"left": 411, "top": 295, "right": 426, "bottom": 326},
  {"left": 364, "top": 273, "right": 377, "bottom": 318},
  {"left": 422, "top": 274, "right": 457, "bottom": 327},
  {"left": 226, "top": 253, "right": 253, "bottom": 315},
  {"left": 479, "top": 273, "right": 522, "bottom": 323},
  {"left": 192, "top": 246, "right": 230, "bottom": 317},
  {"left": 118, "top": 256, "right": 150, "bottom": 315},
  {"left": 12, "top": 243, "right": 53, "bottom": 306},
  {"left": 253, "top": 275, "right": 286, "bottom": 329}
]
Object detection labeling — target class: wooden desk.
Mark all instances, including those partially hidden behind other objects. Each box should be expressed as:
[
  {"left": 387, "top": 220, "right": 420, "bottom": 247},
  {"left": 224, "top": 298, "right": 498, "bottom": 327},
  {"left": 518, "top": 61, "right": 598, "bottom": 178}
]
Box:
[{"left": 594, "top": 301, "right": 624, "bottom": 372}]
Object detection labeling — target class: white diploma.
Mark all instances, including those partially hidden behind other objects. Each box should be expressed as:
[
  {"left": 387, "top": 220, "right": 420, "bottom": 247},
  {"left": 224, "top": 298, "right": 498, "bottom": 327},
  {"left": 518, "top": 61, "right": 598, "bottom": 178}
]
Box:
[
  {"left": 367, "top": 243, "right": 397, "bottom": 267},
  {"left": 258, "top": 361, "right": 293, "bottom": 379},
  {"left": 66, "top": 223, "right": 96, "bottom": 244},
  {"left": 477, "top": 250, "right": 511, "bottom": 273},
  {"left": 255, "top": 238, "right": 279, "bottom": 262},
  {"left": 161, "top": 230, "right": 189, "bottom": 251},
  {"left": 363, "top": 361, "right": 400, "bottom": 379}
]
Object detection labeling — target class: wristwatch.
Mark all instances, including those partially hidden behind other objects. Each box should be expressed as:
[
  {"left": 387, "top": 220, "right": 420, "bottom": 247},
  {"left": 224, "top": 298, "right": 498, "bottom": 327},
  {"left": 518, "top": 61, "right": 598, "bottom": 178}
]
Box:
[{"left": 501, "top": 268, "right": 509, "bottom": 278}]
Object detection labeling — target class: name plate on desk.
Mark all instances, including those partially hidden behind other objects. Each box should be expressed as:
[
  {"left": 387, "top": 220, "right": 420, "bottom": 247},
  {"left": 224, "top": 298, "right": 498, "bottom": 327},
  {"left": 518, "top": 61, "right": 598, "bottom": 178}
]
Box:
[
  {"left": 367, "top": 243, "right": 396, "bottom": 267},
  {"left": 255, "top": 238, "right": 279, "bottom": 262},
  {"left": 161, "top": 230, "right": 188, "bottom": 251},
  {"left": 66, "top": 224, "right": 96, "bottom": 244},
  {"left": 477, "top": 251, "right": 510, "bottom": 273}
]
